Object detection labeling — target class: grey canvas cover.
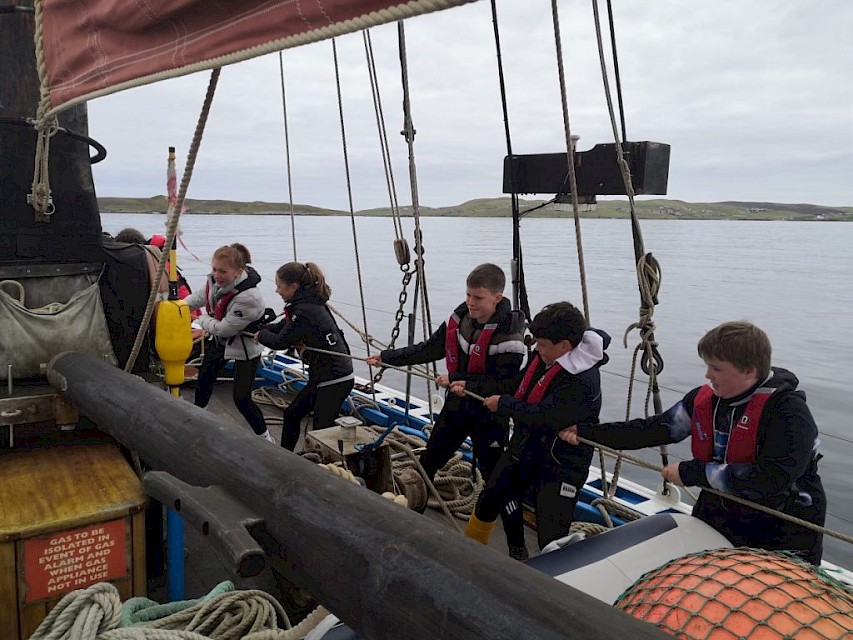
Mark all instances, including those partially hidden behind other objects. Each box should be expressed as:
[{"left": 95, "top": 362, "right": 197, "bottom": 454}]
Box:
[{"left": 0, "top": 280, "right": 117, "bottom": 380}]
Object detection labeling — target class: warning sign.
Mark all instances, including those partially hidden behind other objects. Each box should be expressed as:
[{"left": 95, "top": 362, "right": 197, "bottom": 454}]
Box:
[{"left": 23, "top": 519, "right": 127, "bottom": 602}]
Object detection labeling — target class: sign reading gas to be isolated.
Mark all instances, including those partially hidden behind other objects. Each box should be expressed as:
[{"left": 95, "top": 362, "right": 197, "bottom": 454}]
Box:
[{"left": 23, "top": 519, "right": 127, "bottom": 601}]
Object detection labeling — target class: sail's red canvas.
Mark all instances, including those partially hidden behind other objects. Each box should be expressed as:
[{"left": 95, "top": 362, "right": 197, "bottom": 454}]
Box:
[{"left": 38, "top": 0, "right": 474, "bottom": 114}]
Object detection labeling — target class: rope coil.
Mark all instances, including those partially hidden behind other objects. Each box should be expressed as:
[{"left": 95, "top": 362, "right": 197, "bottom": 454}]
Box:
[{"left": 29, "top": 581, "right": 332, "bottom": 640}]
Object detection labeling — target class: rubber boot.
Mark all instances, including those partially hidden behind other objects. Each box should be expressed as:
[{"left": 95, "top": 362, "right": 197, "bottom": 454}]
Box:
[{"left": 465, "top": 512, "right": 497, "bottom": 545}]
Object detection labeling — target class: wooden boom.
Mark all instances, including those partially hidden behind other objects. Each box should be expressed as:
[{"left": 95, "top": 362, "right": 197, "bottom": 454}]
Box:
[{"left": 48, "top": 351, "right": 669, "bottom": 640}]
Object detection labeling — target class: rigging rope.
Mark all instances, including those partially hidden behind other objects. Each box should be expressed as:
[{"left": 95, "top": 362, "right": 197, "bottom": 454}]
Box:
[
  {"left": 277, "top": 53, "right": 297, "bottom": 262},
  {"left": 360, "top": 425, "right": 475, "bottom": 529},
  {"left": 543, "top": 0, "right": 619, "bottom": 499},
  {"left": 604, "top": 0, "right": 628, "bottom": 143},
  {"left": 118, "top": 68, "right": 220, "bottom": 475},
  {"left": 489, "top": 0, "right": 531, "bottom": 321},
  {"left": 124, "top": 69, "right": 221, "bottom": 376},
  {"left": 299, "top": 346, "right": 486, "bottom": 402},
  {"left": 361, "top": 29, "right": 415, "bottom": 385},
  {"left": 590, "top": 0, "right": 669, "bottom": 498},
  {"left": 549, "top": 0, "right": 592, "bottom": 324},
  {"left": 576, "top": 436, "right": 853, "bottom": 545},
  {"left": 363, "top": 31, "right": 404, "bottom": 243},
  {"left": 330, "top": 39, "right": 377, "bottom": 401},
  {"left": 29, "top": 0, "right": 58, "bottom": 221},
  {"left": 396, "top": 21, "right": 438, "bottom": 423}
]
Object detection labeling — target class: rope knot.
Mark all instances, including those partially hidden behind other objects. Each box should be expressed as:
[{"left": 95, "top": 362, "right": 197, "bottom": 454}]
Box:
[
  {"left": 28, "top": 112, "right": 60, "bottom": 218},
  {"left": 29, "top": 582, "right": 122, "bottom": 640}
]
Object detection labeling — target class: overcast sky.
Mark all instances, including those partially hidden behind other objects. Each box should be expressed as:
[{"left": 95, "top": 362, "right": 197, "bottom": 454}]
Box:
[{"left": 87, "top": 0, "right": 852, "bottom": 209}]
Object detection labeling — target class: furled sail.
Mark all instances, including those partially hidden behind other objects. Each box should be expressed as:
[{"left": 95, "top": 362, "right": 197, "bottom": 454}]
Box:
[{"left": 35, "top": 0, "right": 476, "bottom": 116}]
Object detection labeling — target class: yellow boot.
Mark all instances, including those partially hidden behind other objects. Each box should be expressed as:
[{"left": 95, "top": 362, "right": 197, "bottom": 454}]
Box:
[{"left": 465, "top": 513, "right": 497, "bottom": 545}]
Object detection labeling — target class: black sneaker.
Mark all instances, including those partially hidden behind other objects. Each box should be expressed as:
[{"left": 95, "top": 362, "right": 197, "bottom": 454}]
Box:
[{"left": 509, "top": 545, "right": 529, "bottom": 562}]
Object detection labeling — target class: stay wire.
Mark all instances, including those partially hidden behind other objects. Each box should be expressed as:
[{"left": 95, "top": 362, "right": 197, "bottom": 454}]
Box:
[
  {"left": 605, "top": 0, "right": 627, "bottom": 143},
  {"left": 331, "top": 39, "right": 376, "bottom": 402},
  {"left": 363, "top": 30, "right": 404, "bottom": 241},
  {"left": 489, "top": 0, "right": 531, "bottom": 323},
  {"left": 278, "top": 52, "right": 298, "bottom": 261},
  {"left": 397, "top": 21, "right": 439, "bottom": 422},
  {"left": 363, "top": 28, "right": 416, "bottom": 389}
]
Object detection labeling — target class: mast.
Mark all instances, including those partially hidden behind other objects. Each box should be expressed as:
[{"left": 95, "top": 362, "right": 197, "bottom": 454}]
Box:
[
  {"left": 0, "top": 2, "right": 89, "bottom": 159},
  {"left": 0, "top": 0, "right": 103, "bottom": 269}
]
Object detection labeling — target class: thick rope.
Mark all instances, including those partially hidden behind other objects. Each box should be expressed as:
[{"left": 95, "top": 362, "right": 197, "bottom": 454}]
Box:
[
  {"left": 124, "top": 68, "right": 221, "bottom": 374},
  {"left": 27, "top": 580, "right": 334, "bottom": 640},
  {"left": 548, "top": 0, "right": 614, "bottom": 500},
  {"left": 29, "top": 0, "right": 59, "bottom": 220},
  {"left": 362, "top": 425, "right": 474, "bottom": 529},
  {"left": 29, "top": 582, "right": 121, "bottom": 640}
]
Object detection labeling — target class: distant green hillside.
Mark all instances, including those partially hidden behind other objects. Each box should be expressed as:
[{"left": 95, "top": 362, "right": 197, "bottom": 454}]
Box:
[{"left": 98, "top": 196, "right": 853, "bottom": 221}]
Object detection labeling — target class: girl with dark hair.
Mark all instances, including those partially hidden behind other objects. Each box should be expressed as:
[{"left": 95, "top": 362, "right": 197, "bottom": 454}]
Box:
[
  {"left": 184, "top": 244, "right": 272, "bottom": 442},
  {"left": 255, "top": 262, "right": 353, "bottom": 451}
]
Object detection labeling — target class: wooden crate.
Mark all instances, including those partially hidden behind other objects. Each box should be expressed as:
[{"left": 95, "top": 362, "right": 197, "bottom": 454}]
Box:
[{"left": 0, "top": 442, "right": 147, "bottom": 640}]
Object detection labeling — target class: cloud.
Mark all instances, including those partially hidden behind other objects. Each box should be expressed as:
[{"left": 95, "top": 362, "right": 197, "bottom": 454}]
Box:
[{"left": 88, "top": 0, "right": 853, "bottom": 207}]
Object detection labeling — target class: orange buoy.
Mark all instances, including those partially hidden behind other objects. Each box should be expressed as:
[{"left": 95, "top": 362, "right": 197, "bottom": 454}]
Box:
[{"left": 616, "top": 548, "right": 853, "bottom": 639}]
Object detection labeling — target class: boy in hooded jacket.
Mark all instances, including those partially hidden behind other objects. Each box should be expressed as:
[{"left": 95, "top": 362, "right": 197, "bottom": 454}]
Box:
[
  {"left": 465, "top": 301, "right": 610, "bottom": 554},
  {"left": 560, "top": 320, "right": 826, "bottom": 565}
]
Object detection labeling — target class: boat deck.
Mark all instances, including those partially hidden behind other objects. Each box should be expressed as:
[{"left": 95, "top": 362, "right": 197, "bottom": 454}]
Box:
[{"left": 160, "top": 380, "right": 541, "bottom": 603}]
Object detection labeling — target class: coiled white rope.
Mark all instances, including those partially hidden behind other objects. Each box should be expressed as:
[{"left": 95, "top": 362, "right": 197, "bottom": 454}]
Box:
[{"left": 28, "top": 582, "right": 331, "bottom": 640}]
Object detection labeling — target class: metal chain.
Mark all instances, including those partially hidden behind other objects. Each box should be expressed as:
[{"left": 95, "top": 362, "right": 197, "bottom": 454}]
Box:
[{"left": 373, "top": 265, "right": 413, "bottom": 384}]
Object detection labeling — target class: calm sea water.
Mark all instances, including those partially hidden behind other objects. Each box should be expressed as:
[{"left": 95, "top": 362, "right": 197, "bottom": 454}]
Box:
[{"left": 103, "top": 213, "right": 853, "bottom": 567}]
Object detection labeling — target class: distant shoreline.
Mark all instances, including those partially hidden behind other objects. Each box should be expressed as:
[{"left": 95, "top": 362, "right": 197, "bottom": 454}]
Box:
[{"left": 98, "top": 197, "right": 853, "bottom": 222}]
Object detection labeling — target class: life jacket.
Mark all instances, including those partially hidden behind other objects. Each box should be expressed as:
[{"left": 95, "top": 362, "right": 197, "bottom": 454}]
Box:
[
  {"left": 514, "top": 354, "right": 563, "bottom": 404},
  {"left": 445, "top": 311, "right": 498, "bottom": 374},
  {"left": 204, "top": 275, "right": 256, "bottom": 321},
  {"left": 691, "top": 384, "right": 775, "bottom": 463}
]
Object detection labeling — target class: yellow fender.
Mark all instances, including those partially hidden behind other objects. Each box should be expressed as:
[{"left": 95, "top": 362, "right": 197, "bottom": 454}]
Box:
[{"left": 154, "top": 299, "right": 194, "bottom": 387}]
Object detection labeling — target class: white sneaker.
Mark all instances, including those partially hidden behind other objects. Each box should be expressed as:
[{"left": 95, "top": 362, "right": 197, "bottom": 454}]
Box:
[{"left": 260, "top": 430, "right": 276, "bottom": 444}]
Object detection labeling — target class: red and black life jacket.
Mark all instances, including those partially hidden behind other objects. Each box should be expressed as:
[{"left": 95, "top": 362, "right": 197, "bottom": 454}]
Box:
[
  {"left": 445, "top": 312, "right": 498, "bottom": 375},
  {"left": 514, "top": 354, "right": 563, "bottom": 404},
  {"left": 691, "top": 384, "right": 775, "bottom": 463},
  {"left": 204, "top": 276, "right": 255, "bottom": 321}
]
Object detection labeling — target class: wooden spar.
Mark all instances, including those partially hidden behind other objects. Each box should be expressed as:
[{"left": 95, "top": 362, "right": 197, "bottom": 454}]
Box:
[{"left": 48, "top": 351, "right": 670, "bottom": 640}]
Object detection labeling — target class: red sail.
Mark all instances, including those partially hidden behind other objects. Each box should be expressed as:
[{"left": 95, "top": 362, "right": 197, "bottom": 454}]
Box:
[{"left": 38, "top": 0, "right": 475, "bottom": 115}]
